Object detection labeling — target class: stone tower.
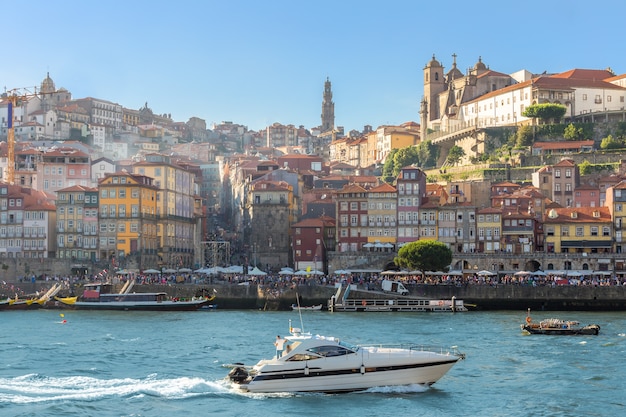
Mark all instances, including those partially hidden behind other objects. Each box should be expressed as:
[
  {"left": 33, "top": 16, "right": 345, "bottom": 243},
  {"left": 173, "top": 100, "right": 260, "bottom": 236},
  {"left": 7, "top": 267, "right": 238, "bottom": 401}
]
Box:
[
  {"left": 420, "top": 55, "right": 446, "bottom": 138},
  {"left": 321, "top": 77, "right": 334, "bottom": 133}
]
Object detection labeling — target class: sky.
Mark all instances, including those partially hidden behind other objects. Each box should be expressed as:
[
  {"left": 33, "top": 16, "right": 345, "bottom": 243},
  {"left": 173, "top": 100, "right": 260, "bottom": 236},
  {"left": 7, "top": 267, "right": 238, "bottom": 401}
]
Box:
[{"left": 2, "top": 0, "right": 624, "bottom": 133}]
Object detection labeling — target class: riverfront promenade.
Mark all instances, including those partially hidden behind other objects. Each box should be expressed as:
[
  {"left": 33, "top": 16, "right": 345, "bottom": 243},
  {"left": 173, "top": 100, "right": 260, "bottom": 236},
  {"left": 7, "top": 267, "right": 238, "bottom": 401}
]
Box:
[{"left": 5, "top": 279, "right": 626, "bottom": 311}]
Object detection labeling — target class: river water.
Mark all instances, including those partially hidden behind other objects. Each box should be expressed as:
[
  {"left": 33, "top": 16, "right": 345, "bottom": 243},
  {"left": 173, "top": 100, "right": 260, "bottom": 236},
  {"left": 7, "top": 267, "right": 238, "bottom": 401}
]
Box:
[{"left": 1, "top": 309, "right": 625, "bottom": 416}]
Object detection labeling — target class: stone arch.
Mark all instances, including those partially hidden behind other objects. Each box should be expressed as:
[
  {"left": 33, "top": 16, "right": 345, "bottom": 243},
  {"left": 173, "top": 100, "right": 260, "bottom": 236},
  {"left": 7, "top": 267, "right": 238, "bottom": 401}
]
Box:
[
  {"left": 524, "top": 259, "right": 541, "bottom": 271},
  {"left": 451, "top": 259, "right": 471, "bottom": 270}
]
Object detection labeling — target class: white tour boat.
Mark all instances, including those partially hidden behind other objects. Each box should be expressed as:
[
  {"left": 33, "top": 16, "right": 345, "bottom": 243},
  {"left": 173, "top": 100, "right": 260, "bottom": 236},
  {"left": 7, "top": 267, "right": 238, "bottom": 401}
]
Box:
[{"left": 227, "top": 324, "right": 464, "bottom": 393}]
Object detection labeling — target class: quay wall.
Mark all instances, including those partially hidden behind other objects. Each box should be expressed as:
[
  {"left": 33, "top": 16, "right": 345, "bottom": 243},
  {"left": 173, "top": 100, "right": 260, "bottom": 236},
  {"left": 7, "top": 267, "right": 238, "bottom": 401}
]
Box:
[{"left": 15, "top": 281, "right": 626, "bottom": 311}]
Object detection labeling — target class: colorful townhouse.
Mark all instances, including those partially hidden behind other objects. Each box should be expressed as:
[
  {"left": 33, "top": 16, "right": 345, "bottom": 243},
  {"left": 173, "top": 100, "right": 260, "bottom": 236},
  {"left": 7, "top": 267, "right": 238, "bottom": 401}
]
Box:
[
  {"left": 605, "top": 181, "right": 626, "bottom": 254},
  {"left": 396, "top": 166, "right": 427, "bottom": 246},
  {"left": 291, "top": 215, "right": 335, "bottom": 273},
  {"left": 365, "top": 182, "right": 397, "bottom": 249},
  {"left": 476, "top": 207, "right": 503, "bottom": 253},
  {"left": 543, "top": 206, "right": 613, "bottom": 256},
  {"left": 56, "top": 185, "right": 98, "bottom": 262},
  {"left": 335, "top": 183, "right": 368, "bottom": 252},
  {"left": 98, "top": 171, "right": 159, "bottom": 271}
]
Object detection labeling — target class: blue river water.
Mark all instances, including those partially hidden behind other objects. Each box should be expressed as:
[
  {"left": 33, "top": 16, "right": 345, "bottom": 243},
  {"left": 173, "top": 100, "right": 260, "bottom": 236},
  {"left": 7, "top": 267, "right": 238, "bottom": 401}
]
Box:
[{"left": 1, "top": 308, "right": 625, "bottom": 417}]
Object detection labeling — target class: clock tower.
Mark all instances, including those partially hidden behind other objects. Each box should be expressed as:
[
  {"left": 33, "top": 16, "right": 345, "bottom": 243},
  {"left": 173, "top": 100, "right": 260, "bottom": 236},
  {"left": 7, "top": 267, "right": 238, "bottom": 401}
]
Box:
[{"left": 321, "top": 77, "right": 334, "bottom": 133}]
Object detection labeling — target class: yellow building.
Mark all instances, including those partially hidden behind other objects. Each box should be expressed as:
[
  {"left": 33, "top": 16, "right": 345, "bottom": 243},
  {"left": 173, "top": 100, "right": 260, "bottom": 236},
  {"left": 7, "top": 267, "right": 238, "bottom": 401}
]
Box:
[
  {"left": 543, "top": 207, "right": 612, "bottom": 254},
  {"left": 133, "top": 154, "right": 199, "bottom": 269},
  {"left": 476, "top": 207, "right": 502, "bottom": 253},
  {"left": 98, "top": 171, "right": 158, "bottom": 271},
  {"left": 366, "top": 182, "right": 397, "bottom": 247},
  {"left": 367, "top": 124, "right": 420, "bottom": 165}
]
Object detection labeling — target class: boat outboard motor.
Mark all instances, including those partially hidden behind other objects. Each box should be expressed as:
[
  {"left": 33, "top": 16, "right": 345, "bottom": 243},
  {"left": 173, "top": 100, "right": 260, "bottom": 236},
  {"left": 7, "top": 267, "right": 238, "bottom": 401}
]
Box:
[{"left": 228, "top": 366, "right": 250, "bottom": 383}]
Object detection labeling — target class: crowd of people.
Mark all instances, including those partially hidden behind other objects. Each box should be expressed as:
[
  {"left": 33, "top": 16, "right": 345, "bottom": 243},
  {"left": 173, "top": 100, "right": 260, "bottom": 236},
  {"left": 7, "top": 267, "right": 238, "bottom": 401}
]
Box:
[{"left": 5, "top": 267, "right": 626, "bottom": 299}]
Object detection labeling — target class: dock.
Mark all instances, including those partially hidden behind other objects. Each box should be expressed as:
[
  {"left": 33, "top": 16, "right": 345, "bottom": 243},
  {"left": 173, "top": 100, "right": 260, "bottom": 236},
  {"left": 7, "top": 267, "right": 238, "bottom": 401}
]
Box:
[{"left": 328, "top": 285, "right": 468, "bottom": 312}]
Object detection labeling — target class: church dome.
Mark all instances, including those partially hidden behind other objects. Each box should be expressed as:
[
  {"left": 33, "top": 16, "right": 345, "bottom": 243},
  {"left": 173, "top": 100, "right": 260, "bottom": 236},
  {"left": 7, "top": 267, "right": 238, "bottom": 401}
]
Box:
[
  {"left": 427, "top": 54, "right": 441, "bottom": 67},
  {"left": 40, "top": 72, "right": 55, "bottom": 93},
  {"left": 473, "top": 57, "right": 487, "bottom": 71},
  {"left": 446, "top": 66, "right": 463, "bottom": 80}
]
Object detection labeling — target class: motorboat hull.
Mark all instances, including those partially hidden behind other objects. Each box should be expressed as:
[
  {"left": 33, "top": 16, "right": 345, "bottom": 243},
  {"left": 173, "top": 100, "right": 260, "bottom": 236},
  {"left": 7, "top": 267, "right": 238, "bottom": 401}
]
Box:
[{"left": 230, "top": 350, "right": 462, "bottom": 393}]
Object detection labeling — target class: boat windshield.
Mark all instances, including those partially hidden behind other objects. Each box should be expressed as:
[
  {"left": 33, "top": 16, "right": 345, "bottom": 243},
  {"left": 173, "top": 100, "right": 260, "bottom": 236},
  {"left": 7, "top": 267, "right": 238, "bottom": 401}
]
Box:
[{"left": 338, "top": 340, "right": 359, "bottom": 352}]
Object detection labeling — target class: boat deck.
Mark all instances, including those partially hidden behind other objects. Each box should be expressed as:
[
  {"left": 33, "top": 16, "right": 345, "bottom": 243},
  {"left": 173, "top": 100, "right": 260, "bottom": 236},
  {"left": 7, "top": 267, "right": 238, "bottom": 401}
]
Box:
[{"left": 329, "top": 297, "right": 467, "bottom": 312}]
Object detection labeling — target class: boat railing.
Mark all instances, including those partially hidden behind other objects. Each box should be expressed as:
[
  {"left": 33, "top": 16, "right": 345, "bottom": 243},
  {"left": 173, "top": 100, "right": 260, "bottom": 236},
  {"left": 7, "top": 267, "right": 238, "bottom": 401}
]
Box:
[
  {"left": 337, "top": 298, "right": 467, "bottom": 310},
  {"left": 363, "top": 343, "right": 465, "bottom": 358}
]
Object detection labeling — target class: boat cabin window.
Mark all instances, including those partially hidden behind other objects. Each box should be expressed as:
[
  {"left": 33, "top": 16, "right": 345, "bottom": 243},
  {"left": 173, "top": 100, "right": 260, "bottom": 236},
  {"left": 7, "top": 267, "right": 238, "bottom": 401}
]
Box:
[
  {"left": 287, "top": 353, "right": 321, "bottom": 362},
  {"left": 307, "top": 345, "right": 355, "bottom": 358}
]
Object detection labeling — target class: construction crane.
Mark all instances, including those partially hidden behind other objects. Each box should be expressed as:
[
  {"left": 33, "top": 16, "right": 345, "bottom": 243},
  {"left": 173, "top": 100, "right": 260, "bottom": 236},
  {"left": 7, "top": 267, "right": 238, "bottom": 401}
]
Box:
[{"left": 4, "top": 87, "right": 40, "bottom": 184}]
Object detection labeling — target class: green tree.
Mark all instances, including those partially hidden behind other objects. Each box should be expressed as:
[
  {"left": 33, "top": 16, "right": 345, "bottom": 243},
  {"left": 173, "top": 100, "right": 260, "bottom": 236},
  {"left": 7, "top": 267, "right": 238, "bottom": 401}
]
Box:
[
  {"left": 417, "top": 140, "right": 438, "bottom": 168},
  {"left": 578, "top": 160, "right": 592, "bottom": 176},
  {"left": 446, "top": 145, "right": 465, "bottom": 166},
  {"left": 600, "top": 134, "right": 623, "bottom": 150},
  {"left": 615, "top": 121, "right": 626, "bottom": 139},
  {"left": 393, "top": 146, "right": 420, "bottom": 174},
  {"left": 394, "top": 240, "right": 452, "bottom": 272},
  {"left": 381, "top": 149, "right": 398, "bottom": 183},
  {"left": 522, "top": 103, "right": 567, "bottom": 124},
  {"left": 563, "top": 123, "right": 585, "bottom": 140},
  {"left": 382, "top": 146, "right": 423, "bottom": 183},
  {"left": 515, "top": 125, "right": 534, "bottom": 147}
]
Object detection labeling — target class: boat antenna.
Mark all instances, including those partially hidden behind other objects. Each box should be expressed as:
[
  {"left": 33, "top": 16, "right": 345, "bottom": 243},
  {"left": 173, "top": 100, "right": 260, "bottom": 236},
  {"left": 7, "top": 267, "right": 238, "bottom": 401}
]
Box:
[{"left": 295, "top": 291, "right": 305, "bottom": 334}]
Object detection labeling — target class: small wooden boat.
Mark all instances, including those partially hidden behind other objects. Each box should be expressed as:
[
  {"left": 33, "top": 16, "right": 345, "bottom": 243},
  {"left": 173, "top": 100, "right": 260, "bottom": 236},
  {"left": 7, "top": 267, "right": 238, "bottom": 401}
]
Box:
[
  {"left": 1, "top": 284, "right": 65, "bottom": 310},
  {"left": 291, "top": 303, "right": 323, "bottom": 311},
  {"left": 521, "top": 309, "right": 600, "bottom": 335}
]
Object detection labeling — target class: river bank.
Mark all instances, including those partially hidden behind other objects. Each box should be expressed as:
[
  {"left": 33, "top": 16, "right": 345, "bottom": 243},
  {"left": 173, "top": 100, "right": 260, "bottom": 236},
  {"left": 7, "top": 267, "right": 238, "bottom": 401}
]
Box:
[{"left": 8, "top": 281, "right": 626, "bottom": 311}]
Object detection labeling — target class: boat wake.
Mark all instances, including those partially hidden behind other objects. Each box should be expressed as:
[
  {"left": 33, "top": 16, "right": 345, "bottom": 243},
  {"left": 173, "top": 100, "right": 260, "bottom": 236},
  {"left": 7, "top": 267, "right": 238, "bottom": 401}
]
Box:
[
  {"left": 362, "top": 384, "right": 430, "bottom": 394},
  {"left": 0, "top": 373, "right": 230, "bottom": 404}
]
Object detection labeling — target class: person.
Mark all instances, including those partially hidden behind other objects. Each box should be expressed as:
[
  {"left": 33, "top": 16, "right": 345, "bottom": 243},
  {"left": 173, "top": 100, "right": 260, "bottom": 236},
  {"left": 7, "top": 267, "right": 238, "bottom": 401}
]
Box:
[{"left": 274, "top": 335, "right": 288, "bottom": 358}]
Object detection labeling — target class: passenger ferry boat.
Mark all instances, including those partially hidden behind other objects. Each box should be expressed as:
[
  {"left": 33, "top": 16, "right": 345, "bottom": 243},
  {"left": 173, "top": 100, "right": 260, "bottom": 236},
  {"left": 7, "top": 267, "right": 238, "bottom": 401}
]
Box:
[{"left": 55, "top": 282, "right": 214, "bottom": 311}]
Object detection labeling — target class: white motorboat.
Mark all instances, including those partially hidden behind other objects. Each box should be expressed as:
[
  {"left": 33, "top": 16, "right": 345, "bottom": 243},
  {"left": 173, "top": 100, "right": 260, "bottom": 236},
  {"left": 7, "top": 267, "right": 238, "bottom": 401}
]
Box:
[{"left": 227, "top": 325, "right": 464, "bottom": 393}]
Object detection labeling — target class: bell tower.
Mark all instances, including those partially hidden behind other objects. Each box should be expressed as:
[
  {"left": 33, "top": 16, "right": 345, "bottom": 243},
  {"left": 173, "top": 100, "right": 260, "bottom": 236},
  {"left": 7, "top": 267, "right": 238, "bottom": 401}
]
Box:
[
  {"left": 321, "top": 77, "right": 334, "bottom": 133},
  {"left": 422, "top": 55, "right": 445, "bottom": 129}
]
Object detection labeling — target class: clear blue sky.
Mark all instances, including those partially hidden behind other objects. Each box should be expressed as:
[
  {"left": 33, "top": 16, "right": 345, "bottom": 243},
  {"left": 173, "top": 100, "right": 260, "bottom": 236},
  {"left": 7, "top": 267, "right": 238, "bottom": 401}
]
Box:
[{"left": 2, "top": 1, "right": 623, "bottom": 132}]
